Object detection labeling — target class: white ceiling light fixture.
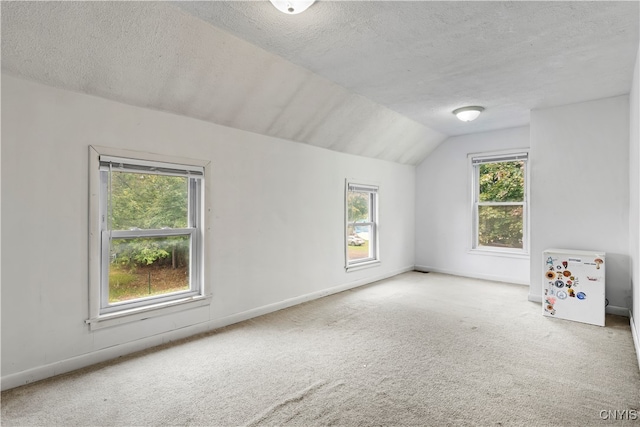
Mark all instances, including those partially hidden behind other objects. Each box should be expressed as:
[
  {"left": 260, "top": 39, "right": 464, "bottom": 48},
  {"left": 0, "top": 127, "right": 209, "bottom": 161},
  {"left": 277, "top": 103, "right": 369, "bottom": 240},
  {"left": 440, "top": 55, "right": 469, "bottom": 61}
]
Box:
[
  {"left": 453, "top": 106, "right": 485, "bottom": 122},
  {"left": 269, "top": 0, "right": 316, "bottom": 15}
]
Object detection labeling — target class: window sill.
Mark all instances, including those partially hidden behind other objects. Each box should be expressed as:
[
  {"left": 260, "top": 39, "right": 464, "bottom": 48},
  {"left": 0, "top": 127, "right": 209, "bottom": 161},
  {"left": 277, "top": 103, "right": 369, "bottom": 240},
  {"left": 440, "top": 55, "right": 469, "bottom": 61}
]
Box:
[
  {"left": 468, "top": 248, "right": 530, "bottom": 259},
  {"left": 346, "top": 260, "right": 381, "bottom": 272},
  {"left": 86, "top": 294, "right": 212, "bottom": 331}
]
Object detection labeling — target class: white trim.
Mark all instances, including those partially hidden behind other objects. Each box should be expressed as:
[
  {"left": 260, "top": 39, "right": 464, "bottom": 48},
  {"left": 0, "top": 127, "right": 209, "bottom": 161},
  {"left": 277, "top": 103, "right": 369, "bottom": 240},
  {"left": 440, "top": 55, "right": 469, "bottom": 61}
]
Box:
[
  {"left": 477, "top": 201, "right": 524, "bottom": 207},
  {"left": 88, "top": 145, "right": 212, "bottom": 324},
  {"left": 110, "top": 229, "right": 194, "bottom": 238},
  {"left": 86, "top": 295, "right": 212, "bottom": 331},
  {"left": 528, "top": 294, "right": 543, "bottom": 303},
  {"left": 348, "top": 183, "right": 378, "bottom": 193},
  {"left": 345, "top": 179, "right": 380, "bottom": 268},
  {"left": 468, "top": 148, "right": 530, "bottom": 255},
  {"left": 99, "top": 155, "right": 204, "bottom": 175},
  {"left": 91, "top": 145, "right": 209, "bottom": 169},
  {"left": 467, "top": 148, "right": 531, "bottom": 163},
  {"left": 89, "top": 146, "right": 103, "bottom": 320},
  {"left": 1, "top": 265, "right": 413, "bottom": 391},
  {"left": 468, "top": 248, "right": 530, "bottom": 259},
  {"left": 631, "top": 312, "right": 640, "bottom": 371},
  {"left": 415, "top": 265, "right": 529, "bottom": 286},
  {"left": 606, "top": 305, "right": 630, "bottom": 317},
  {"left": 346, "top": 260, "right": 381, "bottom": 272},
  {"left": 471, "top": 152, "right": 528, "bottom": 164}
]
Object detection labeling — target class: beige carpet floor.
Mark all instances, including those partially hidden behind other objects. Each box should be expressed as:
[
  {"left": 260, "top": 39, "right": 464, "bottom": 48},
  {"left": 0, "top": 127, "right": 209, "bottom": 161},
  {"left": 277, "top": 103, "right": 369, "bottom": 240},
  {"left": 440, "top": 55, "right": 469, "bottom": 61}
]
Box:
[{"left": 2, "top": 272, "right": 639, "bottom": 426}]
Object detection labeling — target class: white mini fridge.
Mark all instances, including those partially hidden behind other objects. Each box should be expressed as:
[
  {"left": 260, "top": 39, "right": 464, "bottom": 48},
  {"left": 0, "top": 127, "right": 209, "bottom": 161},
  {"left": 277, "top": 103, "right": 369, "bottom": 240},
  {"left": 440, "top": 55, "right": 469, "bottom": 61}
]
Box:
[{"left": 542, "top": 249, "right": 605, "bottom": 326}]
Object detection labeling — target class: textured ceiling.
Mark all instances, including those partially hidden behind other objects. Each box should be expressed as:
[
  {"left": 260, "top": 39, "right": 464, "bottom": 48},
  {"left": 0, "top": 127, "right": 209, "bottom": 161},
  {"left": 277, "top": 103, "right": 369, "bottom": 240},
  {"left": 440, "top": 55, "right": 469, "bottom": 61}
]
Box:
[
  {"left": 2, "top": 1, "right": 639, "bottom": 165},
  {"left": 176, "top": 1, "right": 640, "bottom": 136}
]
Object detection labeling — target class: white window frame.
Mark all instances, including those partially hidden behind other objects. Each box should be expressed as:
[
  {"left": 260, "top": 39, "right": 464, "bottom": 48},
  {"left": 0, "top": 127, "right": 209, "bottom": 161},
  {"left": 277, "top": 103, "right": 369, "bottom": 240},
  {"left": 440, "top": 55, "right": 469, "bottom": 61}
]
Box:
[
  {"left": 469, "top": 150, "right": 529, "bottom": 257},
  {"left": 87, "top": 146, "right": 211, "bottom": 330},
  {"left": 345, "top": 181, "right": 380, "bottom": 271}
]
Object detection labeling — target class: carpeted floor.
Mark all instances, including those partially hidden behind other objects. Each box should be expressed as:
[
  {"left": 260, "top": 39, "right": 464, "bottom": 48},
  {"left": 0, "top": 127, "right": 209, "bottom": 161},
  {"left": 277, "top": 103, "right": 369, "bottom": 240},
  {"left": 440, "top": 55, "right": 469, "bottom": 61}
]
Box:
[{"left": 2, "top": 272, "right": 639, "bottom": 426}]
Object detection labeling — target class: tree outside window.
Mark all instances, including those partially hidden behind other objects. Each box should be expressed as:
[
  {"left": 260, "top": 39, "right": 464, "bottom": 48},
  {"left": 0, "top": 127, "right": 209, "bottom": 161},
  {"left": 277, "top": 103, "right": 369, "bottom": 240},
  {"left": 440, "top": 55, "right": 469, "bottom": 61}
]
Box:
[
  {"left": 107, "top": 172, "right": 191, "bottom": 303},
  {"left": 472, "top": 153, "right": 528, "bottom": 252},
  {"left": 98, "top": 156, "right": 204, "bottom": 313}
]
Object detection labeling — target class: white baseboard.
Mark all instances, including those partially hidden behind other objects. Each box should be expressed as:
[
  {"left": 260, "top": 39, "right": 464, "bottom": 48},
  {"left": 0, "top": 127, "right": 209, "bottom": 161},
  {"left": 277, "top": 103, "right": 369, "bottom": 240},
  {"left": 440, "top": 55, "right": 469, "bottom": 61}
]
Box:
[
  {"left": 414, "top": 265, "right": 529, "bottom": 286},
  {"left": 631, "top": 312, "right": 640, "bottom": 371},
  {"left": 528, "top": 294, "right": 543, "bottom": 303},
  {"left": 431, "top": 272, "right": 630, "bottom": 320},
  {"left": 606, "top": 305, "right": 630, "bottom": 317},
  {"left": 1, "top": 266, "right": 414, "bottom": 391}
]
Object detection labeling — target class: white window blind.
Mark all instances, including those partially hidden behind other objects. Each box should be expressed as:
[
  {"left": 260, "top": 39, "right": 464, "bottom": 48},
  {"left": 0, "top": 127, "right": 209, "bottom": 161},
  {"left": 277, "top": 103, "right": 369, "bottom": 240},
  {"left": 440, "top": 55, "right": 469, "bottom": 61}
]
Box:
[
  {"left": 99, "top": 155, "right": 204, "bottom": 177},
  {"left": 348, "top": 184, "right": 378, "bottom": 193},
  {"left": 471, "top": 153, "right": 528, "bottom": 165}
]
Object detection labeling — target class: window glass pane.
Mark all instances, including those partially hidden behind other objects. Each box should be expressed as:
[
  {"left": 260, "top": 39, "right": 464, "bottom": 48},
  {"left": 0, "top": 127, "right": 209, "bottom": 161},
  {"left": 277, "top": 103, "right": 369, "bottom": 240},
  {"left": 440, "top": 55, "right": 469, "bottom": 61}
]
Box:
[
  {"left": 347, "top": 224, "right": 373, "bottom": 262},
  {"left": 347, "top": 191, "right": 371, "bottom": 222},
  {"left": 109, "top": 235, "right": 190, "bottom": 303},
  {"left": 477, "top": 206, "right": 523, "bottom": 249},
  {"left": 478, "top": 161, "right": 524, "bottom": 202},
  {"left": 110, "top": 171, "right": 188, "bottom": 230}
]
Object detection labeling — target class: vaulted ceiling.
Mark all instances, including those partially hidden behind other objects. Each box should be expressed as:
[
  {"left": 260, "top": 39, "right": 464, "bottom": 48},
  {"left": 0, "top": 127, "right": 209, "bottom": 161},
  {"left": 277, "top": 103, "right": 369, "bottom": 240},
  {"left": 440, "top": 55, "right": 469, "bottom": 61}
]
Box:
[{"left": 2, "top": 1, "right": 638, "bottom": 165}]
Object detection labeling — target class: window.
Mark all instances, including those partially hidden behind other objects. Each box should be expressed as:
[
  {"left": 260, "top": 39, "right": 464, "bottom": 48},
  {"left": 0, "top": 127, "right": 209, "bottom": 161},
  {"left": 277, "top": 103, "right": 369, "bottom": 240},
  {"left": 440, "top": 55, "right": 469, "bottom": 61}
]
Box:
[
  {"left": 346, "top": 182, "right": 379, "bottom": 269},
  {"left": 88, "top": 146, "right": 210, "bottom": 329},
  {"left": 471, "top": 151, "right": 528, "bottom": 254}
]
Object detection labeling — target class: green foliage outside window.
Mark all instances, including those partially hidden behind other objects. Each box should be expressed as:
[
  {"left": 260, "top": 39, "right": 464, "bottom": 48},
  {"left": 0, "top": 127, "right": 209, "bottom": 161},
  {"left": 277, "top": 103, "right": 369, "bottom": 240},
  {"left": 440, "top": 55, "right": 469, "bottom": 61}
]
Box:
[
  {"left": 477, "top": 161, "right": 524, "bottom": 249},
  {"left": 479, "top": 161, "right": 524, "bottom": 202},
  {"left": 347, "top": 191, "right": 370, "bottom": 223},
  {"left": 109, "top": 172, "right": 190, "bottom": 268},
  {"left": 110, "top": 172, "right": 188, "bottom": 230}
]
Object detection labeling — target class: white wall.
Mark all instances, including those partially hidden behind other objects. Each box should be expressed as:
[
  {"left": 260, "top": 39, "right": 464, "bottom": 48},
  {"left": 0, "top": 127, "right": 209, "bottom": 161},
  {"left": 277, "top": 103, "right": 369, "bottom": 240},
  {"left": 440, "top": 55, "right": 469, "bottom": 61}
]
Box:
[
  {"left": 629, "top": 44, "right": 640, "bottom": 365},
  {"left": 1, "top": 75, "right": 416, "bottom": 389},
  {"left": 415, "top": 126, "right": 530, "bottom": 285},
  {"left": 1, "top": 1, "right": 446, "bottom": 166},
  {"left": 530, "top": 96, "right": 631, "bottom": 313}
]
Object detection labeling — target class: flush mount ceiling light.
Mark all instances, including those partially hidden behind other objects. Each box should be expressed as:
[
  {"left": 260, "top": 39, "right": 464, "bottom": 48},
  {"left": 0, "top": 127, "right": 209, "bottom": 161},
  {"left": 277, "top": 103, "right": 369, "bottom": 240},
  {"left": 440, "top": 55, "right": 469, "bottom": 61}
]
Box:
[
  {"left": 453, "top": 106, "right": 485, "bottom": 122},
  {"left": 269, "top": 0, "right": 316, "bottom": 14}
]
